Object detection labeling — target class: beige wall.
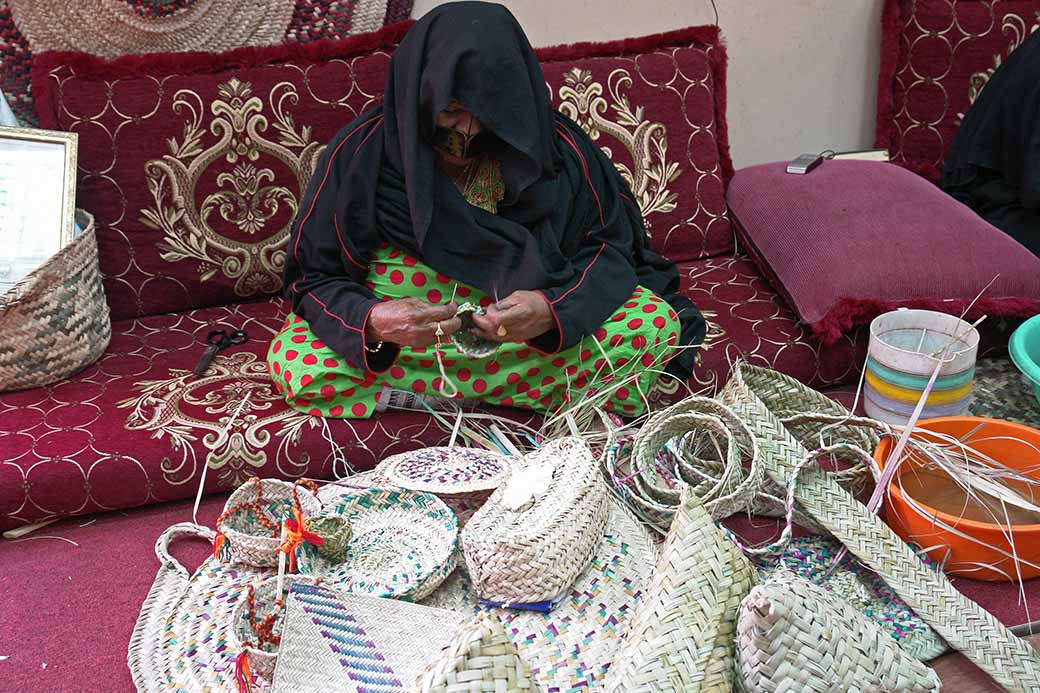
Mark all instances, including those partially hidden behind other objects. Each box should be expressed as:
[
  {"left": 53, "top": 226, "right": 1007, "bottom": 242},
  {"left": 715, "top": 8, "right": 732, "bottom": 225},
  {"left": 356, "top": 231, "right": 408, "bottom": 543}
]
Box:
[{"left": 411, "top": 0, "right": 885, "bottom": 169}]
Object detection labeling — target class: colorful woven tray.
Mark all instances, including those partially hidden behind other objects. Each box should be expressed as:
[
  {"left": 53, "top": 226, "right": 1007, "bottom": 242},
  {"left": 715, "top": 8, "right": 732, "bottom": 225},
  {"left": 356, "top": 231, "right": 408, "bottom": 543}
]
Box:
[
  {"left": 375, "top": 446, "right": 511, "bottom": 496},
  {"left": 296, "top": 488, "right": 458, "bottom": 601},
  {"left": 271, "top": 584, "right": 467, "bottom": 692}
]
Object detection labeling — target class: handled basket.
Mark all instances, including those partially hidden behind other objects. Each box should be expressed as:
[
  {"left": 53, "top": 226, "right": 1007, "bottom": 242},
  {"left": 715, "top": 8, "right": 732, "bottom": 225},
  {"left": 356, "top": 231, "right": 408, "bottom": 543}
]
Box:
[
  {"left": 0, "top": 210, "right": 110, "bottom": 391},
  {"left": 215, "top": 478, "right": 322, "bottom": 568}
]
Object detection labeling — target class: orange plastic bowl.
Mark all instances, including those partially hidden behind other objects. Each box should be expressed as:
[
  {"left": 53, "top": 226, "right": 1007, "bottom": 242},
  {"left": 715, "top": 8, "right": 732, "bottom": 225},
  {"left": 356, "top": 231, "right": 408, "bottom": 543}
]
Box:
[{"left": 875, "top": 416, "right": 1040, "bottom": 581}]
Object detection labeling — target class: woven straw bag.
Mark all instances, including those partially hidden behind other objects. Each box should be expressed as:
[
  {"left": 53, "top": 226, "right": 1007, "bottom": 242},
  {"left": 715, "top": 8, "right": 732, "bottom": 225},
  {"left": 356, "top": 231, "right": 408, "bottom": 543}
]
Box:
[
  {"left": 462, "top": 437, "right": 609, "bottom": 604},
  {"left": 603, "top": 485, "right": 756, "bottom": 692},
  {"left": 229, "top": 574, "right": 319, "bottom": 683},
  {"left": 720, "top": 363, "right": 1040, "bottom": 692},
  {"left": 416, "top": 613, "right": 535, "bottom": 693},
  {"left": 215, "top": 478, "right": 322, "bottom": 568},
  {"left": 736, "top": 570, "right": 941, "bottom": 693},
  {"left": 0, "top": 210, "right": 110, "bottom": 392}
]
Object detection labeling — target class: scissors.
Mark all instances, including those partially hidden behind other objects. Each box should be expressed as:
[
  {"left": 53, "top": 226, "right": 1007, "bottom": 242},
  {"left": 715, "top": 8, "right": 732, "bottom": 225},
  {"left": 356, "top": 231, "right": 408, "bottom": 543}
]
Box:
[{"left": 193, "top": 329, "right": 248, "bottom": 378}]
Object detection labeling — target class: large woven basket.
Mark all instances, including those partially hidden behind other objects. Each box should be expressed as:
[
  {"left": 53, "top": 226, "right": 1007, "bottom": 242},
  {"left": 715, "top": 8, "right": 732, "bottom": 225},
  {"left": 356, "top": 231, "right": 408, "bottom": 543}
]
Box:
[
  {"left": 462, "top": 437, "right": 609, "bottom": 604},
  {"left": 720, "top": 363, "right": 1040, "bottom": 692},
  {"left": 416, "top": 613, "right": 534, "bottom": 693},
  {"left": 0, "top": 209, "right": 110, "bottom": 391},
  {"left": 736, "top": 570, "right": 941, "bottom": 692}
]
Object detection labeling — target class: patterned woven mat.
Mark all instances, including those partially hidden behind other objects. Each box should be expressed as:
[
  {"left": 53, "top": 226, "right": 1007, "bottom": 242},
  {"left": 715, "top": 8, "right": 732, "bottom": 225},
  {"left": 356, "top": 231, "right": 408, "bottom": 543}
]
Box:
[
  {"left": 0, "top": 0, "right": 413, "bottom": 126},
  {"left": 970, "top": 359, "right": 1040, "bottom": 429}
]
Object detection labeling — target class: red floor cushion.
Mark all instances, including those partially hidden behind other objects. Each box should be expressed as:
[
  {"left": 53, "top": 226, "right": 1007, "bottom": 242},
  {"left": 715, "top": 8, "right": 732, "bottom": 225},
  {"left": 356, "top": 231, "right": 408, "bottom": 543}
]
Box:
[
  {"left": 0, "top": 297, "right": 486, "bottom": 531},
  {"left": 32, "top": 22, "right": 733, "bottom": 321},
  {"left": 876, "top": 0, "right": 1040, "bottom": 181}
]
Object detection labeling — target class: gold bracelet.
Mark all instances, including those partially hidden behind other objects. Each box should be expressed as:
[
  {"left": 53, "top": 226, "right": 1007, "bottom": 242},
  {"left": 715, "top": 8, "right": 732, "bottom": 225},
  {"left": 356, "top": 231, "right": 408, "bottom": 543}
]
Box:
[{"left": 364, "top": 340, "right": 384, "bottom": 353}]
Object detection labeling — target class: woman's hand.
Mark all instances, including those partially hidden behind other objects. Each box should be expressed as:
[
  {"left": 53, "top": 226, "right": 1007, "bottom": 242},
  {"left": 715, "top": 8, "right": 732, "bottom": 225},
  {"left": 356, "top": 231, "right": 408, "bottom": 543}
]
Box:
[
  {"left": 472, "top": 291, "right": 554, "bottom": 343},
  {"left": 366, "top": 298, "right": 461, "bottom": 348}
]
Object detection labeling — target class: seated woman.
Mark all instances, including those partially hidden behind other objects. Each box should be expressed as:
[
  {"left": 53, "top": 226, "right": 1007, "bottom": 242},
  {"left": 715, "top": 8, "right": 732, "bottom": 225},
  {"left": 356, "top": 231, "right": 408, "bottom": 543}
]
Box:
[
  {"left": 942, "top": 29, "right": 1040, "bottom": 256},
  {"left": 268, "top": 1, "right": 706, "bottom": 419}
]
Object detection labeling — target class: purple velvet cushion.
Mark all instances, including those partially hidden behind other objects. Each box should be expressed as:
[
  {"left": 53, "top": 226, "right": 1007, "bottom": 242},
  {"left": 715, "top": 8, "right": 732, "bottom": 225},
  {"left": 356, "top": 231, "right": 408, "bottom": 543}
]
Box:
[{"left": 727, "top": 160, "right": 1040, "bottom": 345}]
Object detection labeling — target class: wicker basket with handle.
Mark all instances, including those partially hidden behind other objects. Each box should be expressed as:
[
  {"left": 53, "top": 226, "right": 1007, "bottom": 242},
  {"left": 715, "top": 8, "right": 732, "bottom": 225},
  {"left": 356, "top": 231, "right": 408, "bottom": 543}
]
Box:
[{"left": 0, "top": 209, "right": 110, "bottom": 391}]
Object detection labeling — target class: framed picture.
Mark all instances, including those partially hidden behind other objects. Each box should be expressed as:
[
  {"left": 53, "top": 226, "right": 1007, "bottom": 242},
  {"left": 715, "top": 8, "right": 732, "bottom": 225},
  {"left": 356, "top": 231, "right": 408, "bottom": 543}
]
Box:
[{"left": 0, "top": 126, "right": 78, "bottom": 294}]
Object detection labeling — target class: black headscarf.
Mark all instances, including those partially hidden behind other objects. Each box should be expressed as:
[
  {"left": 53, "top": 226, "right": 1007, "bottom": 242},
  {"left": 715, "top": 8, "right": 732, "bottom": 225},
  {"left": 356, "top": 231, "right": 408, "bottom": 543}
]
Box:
[{"left": 285, "top": 1, "right": 704, "bottom": 378}]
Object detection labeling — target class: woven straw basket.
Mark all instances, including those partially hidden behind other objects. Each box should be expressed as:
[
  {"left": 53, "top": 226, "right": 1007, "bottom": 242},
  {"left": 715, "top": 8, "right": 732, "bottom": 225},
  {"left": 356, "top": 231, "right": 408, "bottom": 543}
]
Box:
[
  {"left": 416, "top": 613, "right": 534, "bottom": 693},
  {"left": 737, "top": 570, "right": 940, "bottom": 693},
  {"left": 0, "top": 210, "right": 110, "bottom": 392},
  {"left": 720, "top": 363, "right": 1040, "bottom": 692},
  {"left": 215, "top": 478, "right": 322, "bottom": 568},
  {"left": 229, "top": 574, "right": 319, "bottom": 682},
  {"left": 604, "top": 485, "right": 756, "bottom": 692},
  {"left": 462, "top": 437, "right": 609, "bottom": 604}
]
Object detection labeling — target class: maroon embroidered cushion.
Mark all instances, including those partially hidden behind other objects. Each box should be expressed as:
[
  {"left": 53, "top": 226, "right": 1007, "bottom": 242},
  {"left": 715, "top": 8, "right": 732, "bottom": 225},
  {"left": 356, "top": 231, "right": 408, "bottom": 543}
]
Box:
[
  {"left": 876, "top": 0, "right": 1040, "bottom": 181},
  {"left": 32, "top": 23, "right": 732, "bottom": 320},
  {"left": 728, "top": 160, "right": 1040, "bottom": 345}
]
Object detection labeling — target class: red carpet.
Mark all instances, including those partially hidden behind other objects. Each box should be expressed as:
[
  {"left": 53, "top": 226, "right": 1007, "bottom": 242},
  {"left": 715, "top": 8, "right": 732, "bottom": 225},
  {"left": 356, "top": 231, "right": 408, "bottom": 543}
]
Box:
[{"left": 1, "top": 491, "right": 1037, "bottom": 691}]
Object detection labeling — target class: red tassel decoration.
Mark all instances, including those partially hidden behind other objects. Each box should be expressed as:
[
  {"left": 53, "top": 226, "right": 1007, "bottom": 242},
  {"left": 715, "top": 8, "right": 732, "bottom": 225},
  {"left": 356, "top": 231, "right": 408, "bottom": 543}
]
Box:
[{"left": 235, "top": 650, "right": 253, "bottom": 693}]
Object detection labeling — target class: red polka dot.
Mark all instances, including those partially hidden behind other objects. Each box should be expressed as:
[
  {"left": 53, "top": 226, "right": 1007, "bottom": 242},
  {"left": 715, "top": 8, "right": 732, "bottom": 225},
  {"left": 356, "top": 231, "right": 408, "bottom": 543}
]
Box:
[
  {"left": 419, "top": 359, "right": 435, "bottom": 369},
  {"left": 653, "top": 316, "right": 666, "bottom": 328},
  {"left": 390, "top": 366, "right": 405, "bottom": 379},
  {"left": 283, "top": 370, "right": 293, "bottom": 383},
  {"left": 324, "top": 358, "right": 339, "bottom": 368},
  {"left": 379, "top": 242, "right": 390, "bottom": 249},
  {"left": 491, "top": 386, "right": 505, "bottom": 397},
  {"left": 311, "top": 340, "right": 325, "bottom": 349},
  {"left": 324, "top": 373, "right": 338, "bottom": 381},
  {"left": 642, "top": 304, "right": 656, "bottom": 314},
  {"left": 479, "top": 296, "right": 492, "bottom": 308},
  {"left": 303, "top": 354, "right": 318, "bottom": 366},
  {"left": 300, "top": 374, "right": 314, "bottom": 388},
  {"left": 564, "top": 365, "right": 578, "bottom": 377},
  {"left": 321, "top": 385, "right": 336, "bottom": 399},
  {"left": 293, "top": 315, "right": 304, "bottom": 324},
  {"left": 667, "top": 333, "right": 678, "bottom": 346},
  {"left": 632, "top": 335, "right": 647, "bottom": 349},
  {"left": 473, "top": 379, "right": 487, "bottom": 393},
  {"left": 527, "top": 388, "right": 541, "bottom": 399},
  {"left": 616, "top": 387, "right": 630, "bottom": 400},
  {"left": 623, "top": 404, "right": 636, "bottom": 412},
  {"left": 341, "top": 388, "right": 356, "bottom": 397},
  {"left": 272, "top": 341, "right": 282, "bottom": 354},
  {"left": 526, "top": 367, "right": 540, "bottom": 378},
  {"left": 272, "top": 362, "right": 281, "bottom": 375},
  {"left": 540, "top": 395, "right": 554, "bottom": 408},
  {"left": 401, "top": 355, "right": 413, "bottom": 362},
  {"left": 390, "top": 270, "right": 405, "bottom": 285},
  {"left": 594, "top": 359, "right": 606, "bottom": 371},
  {"left": 375, "top": 263, "right": 387, "bottom": 275},
  {"left": 432, "top": 377, "right": 443, "bottom": 392},
  {"left": 611, "top": 313, "right": 625, "bottom": 322},
  {"left": 506, "top": 373, "right": 521, "bottom": 385},
  {"left": 580, "top": 349, "right": 592, "bottom": 362},
  {"left": 352, "top": 403, "right": 368, "bottom": 416},
  {"left": 457, "top": 368, "right": 471, "bottom": 382},
  {"left": 412, "top": 380, "right": 427, "bottom": 393},
  {"left": 615, "top": 357, "right": 629, "bottom": 368},
  {"left": 389, "top": 249, "right": 402, "bottom": 259},
  {"left": 574, "top": 377, "right": 588, "bottom": 389},
  {"left": 413, "top": 347, "right": 428, "bottom": 354},
  {"left": 516, "top": 382, "right": 530, "bottom": 394},
  {"left": 593, "top": 328, "right": 607, "bottom": 341},
  {"left": 642, "top": 353, "right": 656, "bottom": 367},
  {"left": 329, "top": 405, "right": 345, "bottom": 417},
  {"left": 516, "top": 349, "right": 531, "bottom": 359},
  {"left": 541, "top": 375, "right": 555, "bottom": 387},
  {"left": 294, "top": 398, "right": 308, "bottom": 407},
  {"left": 412, "top": 273, "right": 427, "bottom": 287},
  {"left": 403, "top": 255, "right": 418, "bottom": 267},
  {"left": 292, "top": 335, "right": 307, "bottom": 343},
  {"left": 624, "top": 301, "right": 638, "bottom": 309},
  {"left": 500, "top": 397, "right": 514, "bottom": 407},
  {"left": 551, "top": 357, "right": 566, "bottom": 368},
  {"left": 284, "top": 349, "right": 298, "bottom": 361},
  {"left": 308, "top": 408, "right": 322, "bottom": 417},
  {"left": 457, "top": 287, "right": 471, "bottom": 298},
  {"left": 486, "top": 361, "right": 501, "bottom": 375},
  {"left": 436, "top": 273, "right": 450, "bottom": 284},
  {"left": 365, "top": 281, "right": 376, "bottom": 290},
  {"left": 442, "top": 359, "right": 456, "bottom": 367},
  {"left": 668, "top": 310, "right": 677, "bottom": 320},
  {"left": 427, "top": 289, "right": 443, "bottom": 303},
  {"left": 610, "top": 334, "right": 625, "bottom": 348},
  {"left": 628, "top": 318, "right": 643, "bottom": 330}
]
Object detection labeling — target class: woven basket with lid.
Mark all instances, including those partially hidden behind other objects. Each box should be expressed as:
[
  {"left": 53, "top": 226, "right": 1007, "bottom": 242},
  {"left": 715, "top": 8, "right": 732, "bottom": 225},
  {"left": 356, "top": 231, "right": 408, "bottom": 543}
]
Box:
[
  {"left": 0, "top": 210, "right": 110, "bottom": 391},
  {"left": 462, "top": 437, "right": 609, "bottom": 604}
]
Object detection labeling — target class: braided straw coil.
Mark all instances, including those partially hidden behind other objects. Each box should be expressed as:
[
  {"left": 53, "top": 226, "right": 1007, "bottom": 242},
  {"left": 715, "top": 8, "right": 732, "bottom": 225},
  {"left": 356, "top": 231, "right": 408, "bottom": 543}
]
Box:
[
  {"left": 603, "top": 485, "right": 756, "bottom": 692},
  {"left": 720, "top": 363, "right": 1040, "bottom": 692},
  {"left": 416, "top": 613, "right": 535, "bottom": 693},
  {"left": 462, "top": 437, "right": 609, "bottom": 604},
  {"left": 737, "top": 570, "right": 941, "bottom": 693},
  {"left": 0, "top": 210, "right": 111, "bottom": 392}
]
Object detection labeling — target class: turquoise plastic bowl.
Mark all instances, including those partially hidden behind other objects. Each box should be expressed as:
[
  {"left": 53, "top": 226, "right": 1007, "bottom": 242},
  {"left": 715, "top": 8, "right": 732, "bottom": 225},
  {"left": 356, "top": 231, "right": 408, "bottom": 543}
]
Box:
[{"left": 1010, "top": 314, "right": 1040, "bottom": 405}]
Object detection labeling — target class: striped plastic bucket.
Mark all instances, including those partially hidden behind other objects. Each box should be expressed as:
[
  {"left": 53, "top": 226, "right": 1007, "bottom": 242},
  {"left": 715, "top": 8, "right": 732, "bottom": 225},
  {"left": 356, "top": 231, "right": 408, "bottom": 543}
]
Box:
[{"left": 864, "top": 309, "right": 979, "bottom": 425}]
